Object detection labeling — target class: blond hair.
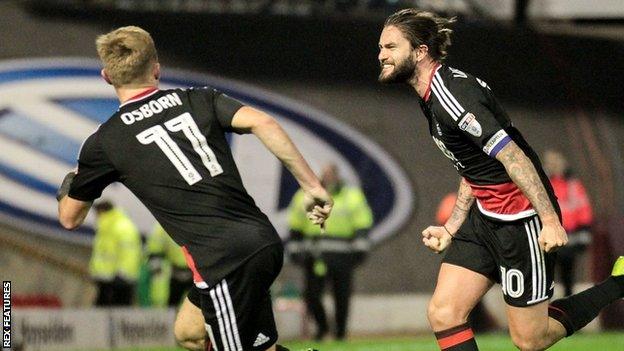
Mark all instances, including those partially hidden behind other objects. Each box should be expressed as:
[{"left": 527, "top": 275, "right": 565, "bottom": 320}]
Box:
[{"left": 96, "top": 26, "right": 158, "bottom": 87}]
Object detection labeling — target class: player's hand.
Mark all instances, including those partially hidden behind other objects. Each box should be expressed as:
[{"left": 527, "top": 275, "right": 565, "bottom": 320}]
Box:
[
  {"left": 303, "top": 186, "right": 333, "bottom": 227},
  {"left": 538, "top": 222, "right": 568, "bottom": 253},
  {"left": 421, "top": 226, "right": 453, "bottom": 253}
]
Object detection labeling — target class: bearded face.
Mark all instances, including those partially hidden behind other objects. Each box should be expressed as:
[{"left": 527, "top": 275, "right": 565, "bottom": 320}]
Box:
[
  {"left": 378, "top": 51, "right": 416, "bottom": 84},
  {"left": 378, "top": 25, "right": 418, "bottom": 84}
]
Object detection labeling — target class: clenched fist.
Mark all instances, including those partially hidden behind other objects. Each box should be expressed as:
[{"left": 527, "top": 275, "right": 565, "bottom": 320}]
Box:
[{"left": 422, "top": 225, "right": 453, "bottom": 253}]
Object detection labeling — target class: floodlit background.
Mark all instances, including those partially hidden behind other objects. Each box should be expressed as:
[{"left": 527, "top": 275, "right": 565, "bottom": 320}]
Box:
[{"left": 1, "top": 0, "right": 623, "bottom": 350}]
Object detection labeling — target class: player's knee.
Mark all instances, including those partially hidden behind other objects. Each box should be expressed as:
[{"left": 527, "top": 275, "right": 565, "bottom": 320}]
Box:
[
  {"left": 174, "top": 329, "right": 204, "bottom": 351},
  {"left": 427, "top": 299, "right": 469, "bottom": 329},
  {"left": 177, "top": 338, "right": 205, "bottom": 351},
  {"left": 510, "top": 329, "right": 547, "bottom": 351},
  {"left": 173, "top": 324, "right": 184, "bottom": 344},
  {"left": 511, "top": 337, "right": 543, "bottom": 351},
  {"left": 174, "top": 322, "right": 205, "bottom": 351}
]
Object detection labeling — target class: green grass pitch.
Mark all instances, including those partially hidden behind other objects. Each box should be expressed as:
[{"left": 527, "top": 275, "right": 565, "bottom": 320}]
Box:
[{"left": 125, "top": 332, "right": 624, "bottom": 351}]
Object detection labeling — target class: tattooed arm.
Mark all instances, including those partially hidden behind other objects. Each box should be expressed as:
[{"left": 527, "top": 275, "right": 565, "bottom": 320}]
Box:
[
  {"left": 495, "top": 141, "right": 558, "bottom": 223},
  {"left": 422, "top": 179, "right": 474, "bottom": 253},
  {"left": 444, "top": 178, "right": 475, "bottom": 235},
  {"left": 496, "top": 141, "right": 568, "bottom": 252}
]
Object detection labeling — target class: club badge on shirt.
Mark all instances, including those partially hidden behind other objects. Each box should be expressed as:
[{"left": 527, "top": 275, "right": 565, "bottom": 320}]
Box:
[{"left": 458, "top": 113, "right": 482, "bottom": 137}]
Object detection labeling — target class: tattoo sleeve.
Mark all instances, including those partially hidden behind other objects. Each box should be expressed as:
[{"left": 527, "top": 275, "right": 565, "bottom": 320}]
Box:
[
  {"left": 445, "top": 178, "right": 475, "bottom": 233},
  {"left": 496, "top": 141, "right": 559, "bottom": 224}
]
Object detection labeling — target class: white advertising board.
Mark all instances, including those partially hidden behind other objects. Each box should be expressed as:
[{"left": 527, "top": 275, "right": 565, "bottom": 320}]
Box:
[
  {"left": 109, "top": 308, "right": 176, "bottom": 348},
  {"left": 12, "top": 309, "right": 109, "bottom": 351}
]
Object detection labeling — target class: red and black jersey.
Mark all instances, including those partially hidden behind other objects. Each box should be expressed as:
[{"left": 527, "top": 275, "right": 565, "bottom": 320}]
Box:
[
  {"left": 418, "top": 64, "right": 560, "bottom": 221},
  {"left": 69, "top": 87, "right": 281, "bottom": 287}
]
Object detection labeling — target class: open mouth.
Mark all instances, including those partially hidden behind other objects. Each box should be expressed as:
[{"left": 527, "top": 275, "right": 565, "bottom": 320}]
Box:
[{"left": 381, "top": 64, "right": 394, "bottom": 72}]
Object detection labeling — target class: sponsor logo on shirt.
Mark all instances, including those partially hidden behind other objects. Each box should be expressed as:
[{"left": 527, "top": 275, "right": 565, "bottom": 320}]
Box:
[{"left": 458, "top": 113, "right": 482, "bottom": 137}]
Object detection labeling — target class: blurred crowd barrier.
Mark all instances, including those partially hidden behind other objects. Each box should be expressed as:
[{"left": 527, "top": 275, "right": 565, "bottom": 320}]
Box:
[
  {"left": 12, "top": 306, "right": 302, "bottom": 351},
  {"left": 13, "top": 308, "right": 176, "bottom": 350},
  {"left": 13, "top": 287, "right": 603, "bottom": 350}
]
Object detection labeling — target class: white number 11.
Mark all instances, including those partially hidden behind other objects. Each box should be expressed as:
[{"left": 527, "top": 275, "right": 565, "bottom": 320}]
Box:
[{"left": 136, "top": 113, "right": 223, "bottom": 185}]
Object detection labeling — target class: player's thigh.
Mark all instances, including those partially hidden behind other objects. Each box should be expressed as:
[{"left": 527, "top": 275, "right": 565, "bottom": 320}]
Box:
[
  {"left": 432, "top": 236, "right": 497, "bottom": 319},
  {"left": 428, "top": 263, "right": 493, "bottom": 330},
  {"left": 174, "top": 292, "right": 206, "bottom": 342},
  {"left": 430, "top": 263, "right": 493, "bottom": 312}
]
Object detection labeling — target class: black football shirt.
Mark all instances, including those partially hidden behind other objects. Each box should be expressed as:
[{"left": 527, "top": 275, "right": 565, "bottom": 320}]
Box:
[
  {"left": 418, "top": 65, "right": 559, "bottom": 221},
  {"left": 69, "top": 87, "right": 281, "bottom": 287}
]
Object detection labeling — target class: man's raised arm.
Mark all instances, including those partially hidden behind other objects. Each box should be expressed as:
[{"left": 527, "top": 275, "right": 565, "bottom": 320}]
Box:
[{"left": 230, "top": 106, "right": 333, "bottom": 223}]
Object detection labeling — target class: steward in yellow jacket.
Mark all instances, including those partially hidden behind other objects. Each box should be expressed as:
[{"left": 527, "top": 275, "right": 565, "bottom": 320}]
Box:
[
  {"left": 287, "top": 164, "right": 373, "bottom": 340},
  {"left": 90, "top": 200, "right": 141, "bottom": 306},
  {"left": 146, "top": 224, "right": 193, "bottom": 306}
]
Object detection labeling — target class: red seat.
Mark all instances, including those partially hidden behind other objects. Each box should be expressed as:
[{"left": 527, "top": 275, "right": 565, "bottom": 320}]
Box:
[{"left": 12, "top": 294, "right": 62, "bottom": 308}]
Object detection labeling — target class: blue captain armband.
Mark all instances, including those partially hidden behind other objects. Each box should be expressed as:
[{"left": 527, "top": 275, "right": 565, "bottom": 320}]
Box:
[{"left": 483, "top": 130, "right": 511, "bottom": 157}]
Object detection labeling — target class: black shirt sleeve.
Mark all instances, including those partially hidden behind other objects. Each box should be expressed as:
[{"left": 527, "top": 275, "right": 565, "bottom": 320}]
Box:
[
  {"left": 68, "top": 132, "right": 119, "bottom": 201},
  {"left": 213, "top": 90, "right": 245, "bottom": 132},
  {"left": 434, "top": 78, "right": 511, "bottom": 157}
]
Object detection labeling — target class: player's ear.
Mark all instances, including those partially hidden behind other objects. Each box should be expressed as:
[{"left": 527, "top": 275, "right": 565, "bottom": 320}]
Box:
[
  {"left": 416, "top": 44, "right": 429, "bottom": 62},
  {"left": 153, "top": 62, "right": 161, "bottom": 81},
  {"left": 100, "top": 69, "right": 112, "bottom": 85}
]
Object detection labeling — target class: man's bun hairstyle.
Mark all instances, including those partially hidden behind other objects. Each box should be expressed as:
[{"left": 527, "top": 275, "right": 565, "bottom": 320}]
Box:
[{"left": 385, "top": 9, "right": 456, "bottom": 61}]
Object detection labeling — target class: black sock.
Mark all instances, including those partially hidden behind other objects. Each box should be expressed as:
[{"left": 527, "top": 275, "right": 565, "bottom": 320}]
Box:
[
  {"left": 276, "top": 345, "right": 290, "bottom": 351},
  {"left": 549, "top": 276, "right": 623, "bottom": 336},
  {"left": 434, "top": 323, "right": 479, "bottom": 350}
]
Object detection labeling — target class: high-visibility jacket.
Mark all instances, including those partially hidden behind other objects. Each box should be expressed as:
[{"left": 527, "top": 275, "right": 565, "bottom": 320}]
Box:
[
  {"left": 146, "top": 224, "right": 188, "bottom": 268},
  {"left": 288, "top": 186, "right": 373, "bottom": 242},
  {"left": 89, "top": 208, "right": 141, "bottom": 282},
  {"left": 549, "top": 176, "right": 593, "bottom": 232},
  {"left": 146, "top": 225, "right": 191, "bottom": 307}
]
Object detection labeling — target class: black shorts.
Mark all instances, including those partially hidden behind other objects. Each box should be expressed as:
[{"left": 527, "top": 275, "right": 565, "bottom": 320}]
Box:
[
  {"left": 187, "top": 244, "right": 283, "bottom": 351},
  {"left": 443, "top": 206, "right": 556, "bottom": 307}
]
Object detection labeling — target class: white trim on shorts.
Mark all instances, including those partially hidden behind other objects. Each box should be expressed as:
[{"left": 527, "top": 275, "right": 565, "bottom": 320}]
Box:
[
  {"left": 209, "top": 280, "right": 243, "bottom": 351},
  {"left": 525, "top": 216, "right": 549, "bottom": 304}
]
